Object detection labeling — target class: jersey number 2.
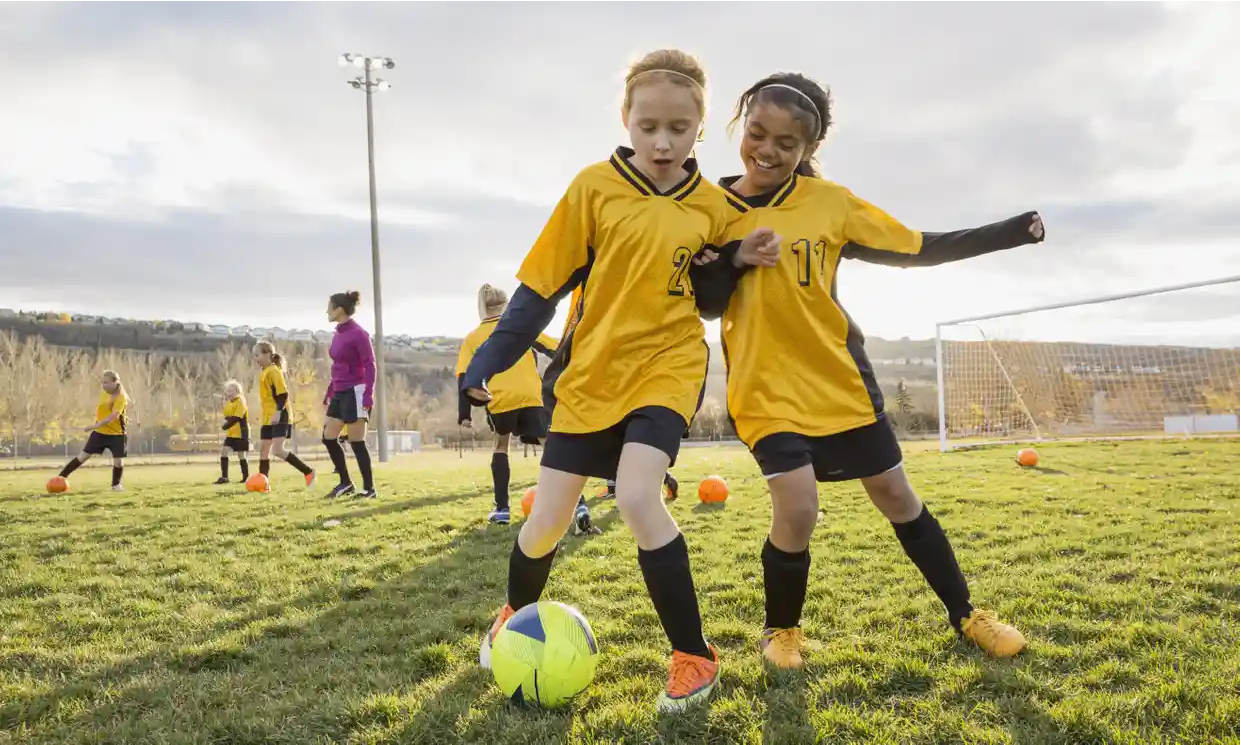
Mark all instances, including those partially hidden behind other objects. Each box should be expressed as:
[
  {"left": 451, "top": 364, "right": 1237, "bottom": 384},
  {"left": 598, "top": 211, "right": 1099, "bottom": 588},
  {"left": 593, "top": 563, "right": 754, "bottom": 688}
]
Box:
[{"left": 667, "top": 246, "right": 694, "bottom": 297}]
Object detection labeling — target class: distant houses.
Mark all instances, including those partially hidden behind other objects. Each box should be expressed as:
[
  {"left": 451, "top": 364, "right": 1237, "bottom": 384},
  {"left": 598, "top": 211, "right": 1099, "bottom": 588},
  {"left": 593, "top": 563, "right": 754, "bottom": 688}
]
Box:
[{"left": 0, "top": 308, "right": 463, "bottom": 353}]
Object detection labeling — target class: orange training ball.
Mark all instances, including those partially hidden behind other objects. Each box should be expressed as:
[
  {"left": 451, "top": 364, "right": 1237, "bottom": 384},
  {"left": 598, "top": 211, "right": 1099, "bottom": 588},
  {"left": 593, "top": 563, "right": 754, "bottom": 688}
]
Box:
[
  {"left": 245, "top": 473, "right": 270, "bottom": 492},
  {"left": 521, "top": 486, "right": 537, "bottom": 516},
  {"left": 1016, "top": 448, "right": 1040, "bottom": 467},
  {"left": 698, "top": 475, "right": 728, "bottom": 504},
  {"left": 46, "top": 476, "right": 69, "bottom": 494}
]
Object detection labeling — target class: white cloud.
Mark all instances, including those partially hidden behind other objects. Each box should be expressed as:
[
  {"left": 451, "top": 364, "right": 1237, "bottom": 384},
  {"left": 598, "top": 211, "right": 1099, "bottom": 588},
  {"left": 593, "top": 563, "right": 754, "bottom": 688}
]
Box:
[{"left": 0, "top": 1, "right": 1235, "bottom": 343}]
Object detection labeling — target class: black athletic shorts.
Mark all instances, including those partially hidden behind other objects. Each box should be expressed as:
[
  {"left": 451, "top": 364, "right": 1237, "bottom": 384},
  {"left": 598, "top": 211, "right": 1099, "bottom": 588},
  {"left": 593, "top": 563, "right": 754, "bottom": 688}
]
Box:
[
  {"left": 260, "top": 410, "right": 292, "bottom": 440},
  {"left": 326, "top": 385, "right": 369, "bottom": 424},
  {"left": 750, "top": 415, "right": 904, "bottom": 482},
  {"left": 223, "top": 437, "right": 250, "bottom": 453},
  {"left": 487, "top": 406, "right": 549, "bottom": 445},
  {"left": 84, "top": 432, "right": 127, "bottom": 458},
  {"left": 541, "top": 405, "right": 687, "bottom": 480}
]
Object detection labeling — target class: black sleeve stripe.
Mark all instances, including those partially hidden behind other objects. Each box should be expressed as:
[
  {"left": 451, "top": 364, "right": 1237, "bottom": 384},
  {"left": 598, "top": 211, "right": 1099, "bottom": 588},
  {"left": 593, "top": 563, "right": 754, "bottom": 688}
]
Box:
[
  {"left": 690, "top": 241, "right": 748, "bottom": 320},
  {"left": 843, "top": 212, "right": 1041, "bottom": 268}
]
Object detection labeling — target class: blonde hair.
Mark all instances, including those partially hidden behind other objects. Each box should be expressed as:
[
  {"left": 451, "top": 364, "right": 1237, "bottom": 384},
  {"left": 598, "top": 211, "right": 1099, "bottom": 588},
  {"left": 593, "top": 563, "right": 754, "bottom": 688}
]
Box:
[
  {"left": 223, "top": 379, "right": 244, "bottom": 399},
  {"left": 623, "top": 49, "right": 708, "bottom": 120},
  {"left": 477, "top": 284, "right": 509, "bottom": 320},
  {"left": 253, "top": 341, "right": 285, "bottom": 370},
  {"left": 102, "top": 369, "right": 126, "bottom": 399}
]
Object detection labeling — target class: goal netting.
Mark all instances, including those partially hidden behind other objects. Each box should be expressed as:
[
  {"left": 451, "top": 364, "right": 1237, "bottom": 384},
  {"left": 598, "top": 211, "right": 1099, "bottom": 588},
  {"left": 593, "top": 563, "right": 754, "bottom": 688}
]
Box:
[{"left": 935, "top": 276, "right": 1240, "bottom": 451}]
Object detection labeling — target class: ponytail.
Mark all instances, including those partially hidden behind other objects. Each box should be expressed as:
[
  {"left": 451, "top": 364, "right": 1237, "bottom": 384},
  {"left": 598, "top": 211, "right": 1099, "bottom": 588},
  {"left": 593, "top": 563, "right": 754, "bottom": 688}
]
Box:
[{"left": 253, "top": 340, "right": 285, "bottom": 370}]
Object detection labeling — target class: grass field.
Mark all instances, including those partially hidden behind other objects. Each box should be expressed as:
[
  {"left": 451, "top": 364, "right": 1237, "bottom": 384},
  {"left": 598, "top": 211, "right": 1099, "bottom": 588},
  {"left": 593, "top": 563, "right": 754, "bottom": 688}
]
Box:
[{"left": 2, "top": 440, "right": 1237, "bottom": 744}]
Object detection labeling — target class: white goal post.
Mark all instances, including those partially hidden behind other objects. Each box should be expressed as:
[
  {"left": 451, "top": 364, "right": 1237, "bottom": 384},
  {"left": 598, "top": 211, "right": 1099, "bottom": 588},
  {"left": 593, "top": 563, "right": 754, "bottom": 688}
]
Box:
[{"left": 935, "top": 275, "right": 1241, "bottom": 452}]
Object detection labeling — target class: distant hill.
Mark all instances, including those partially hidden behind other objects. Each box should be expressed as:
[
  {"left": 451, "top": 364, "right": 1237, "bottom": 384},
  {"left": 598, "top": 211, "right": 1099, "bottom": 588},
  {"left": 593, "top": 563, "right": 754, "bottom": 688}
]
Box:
[{"left": 0, "top": 314, "right": 939, "bottom": 376}]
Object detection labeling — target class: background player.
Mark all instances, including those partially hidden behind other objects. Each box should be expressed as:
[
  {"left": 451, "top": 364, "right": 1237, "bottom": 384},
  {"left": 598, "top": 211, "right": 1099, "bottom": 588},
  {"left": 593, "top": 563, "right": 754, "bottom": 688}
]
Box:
[
  {"left": 54, "top": 369, "right": 129, "bottom": 492},
  {"left": 700, "top": 72, "right": 1042, "bottom": 669},
  {"left": 215, "top": 379, "right": 250, "bottom": 485},
  {"left": 252, "top": 341, "right": 316, "bottom": 491},
  {"left": 463, "top": 49, "right": 775, "bottom": 714},
  {"left": 457, "top": 284, "right": 560, "bottom": 524},
  {"left": 321, "top": 290, "right": 378, "bottom": 499}
]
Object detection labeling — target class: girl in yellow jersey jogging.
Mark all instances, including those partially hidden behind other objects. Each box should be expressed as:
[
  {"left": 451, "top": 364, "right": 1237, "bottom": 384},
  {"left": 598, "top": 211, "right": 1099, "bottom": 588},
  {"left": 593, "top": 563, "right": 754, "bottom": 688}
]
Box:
[
  {"left": 457, "top": 284, "right": 560, "bottom": 525},
  {"left": 215, "top": 379, "right": 250, "bottom": 485},
  {"left": 252, "top": 341, "right": 316, "bottom": 491}
]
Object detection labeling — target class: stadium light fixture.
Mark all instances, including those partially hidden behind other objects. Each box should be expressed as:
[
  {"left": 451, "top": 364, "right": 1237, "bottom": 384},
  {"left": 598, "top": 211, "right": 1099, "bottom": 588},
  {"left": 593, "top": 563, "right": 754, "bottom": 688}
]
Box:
[{"left": 341, "top": 52, "right": 396, "bottom": 464}]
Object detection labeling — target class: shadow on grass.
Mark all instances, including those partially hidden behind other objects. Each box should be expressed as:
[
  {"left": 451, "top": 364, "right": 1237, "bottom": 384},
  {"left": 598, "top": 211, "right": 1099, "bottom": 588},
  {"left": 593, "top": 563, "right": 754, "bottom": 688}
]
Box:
[
  {"left": 692, "top": 502, "right": 728, "bottom": 515},
  {"left": 326, "top": 485, "right": 506, "bottom": 522},
  {"left": 3, "top": 493, "right": 625, "bottom": 744},
  {"left": 1026, "top": 466, "right": 1069, "bottom": 476},
  {"left": 759, "top": 671, "right": 813, "bottom": 744}
]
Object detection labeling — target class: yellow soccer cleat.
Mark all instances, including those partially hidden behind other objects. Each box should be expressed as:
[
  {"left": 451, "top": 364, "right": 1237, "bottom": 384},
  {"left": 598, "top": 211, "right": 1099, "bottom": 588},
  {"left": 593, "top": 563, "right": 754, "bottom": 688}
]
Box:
[
  {"left": 656, "top": 645, "right": 720, "bottom": 714},
  {"left": 962, "top": 609, "right": 1027, "bottom": 658},
  {"left": 760, "top": 627, "right": 808, "bottom": 670}
]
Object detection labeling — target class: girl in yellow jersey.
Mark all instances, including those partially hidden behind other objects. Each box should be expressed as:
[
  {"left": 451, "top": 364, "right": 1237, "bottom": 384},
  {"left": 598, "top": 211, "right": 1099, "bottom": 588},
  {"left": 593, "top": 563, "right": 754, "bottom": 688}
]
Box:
[
  {"left": 214, "top": 380, "right": 250, "bottom": 485},
  {"left": 456, "top": 284, "right": 560, "bottom": 525},
  {"left": 462, "top": 50, "right": 775, "bottom": 713},
  {"left": 252, "top": 341, "right": 316, "bottom": 491},
  {"left": 700, "top": 73, "right": 1044, "bottom": 669},
  {"left": 54, "top": 369, "right": 129, "bottom": 491}
]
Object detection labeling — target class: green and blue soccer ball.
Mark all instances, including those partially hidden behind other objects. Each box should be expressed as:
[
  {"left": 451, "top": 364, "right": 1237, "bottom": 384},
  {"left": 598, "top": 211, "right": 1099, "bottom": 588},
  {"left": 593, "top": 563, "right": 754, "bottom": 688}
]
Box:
[{"left": 490, "top": 600, "right": 599, "bottom": 707}]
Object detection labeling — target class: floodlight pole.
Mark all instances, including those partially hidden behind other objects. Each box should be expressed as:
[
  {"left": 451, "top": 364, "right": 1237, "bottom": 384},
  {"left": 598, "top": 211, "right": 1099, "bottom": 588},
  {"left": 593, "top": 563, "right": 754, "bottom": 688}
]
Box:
[{"left": 342, "top": 53, "right": 395, "bottom": 463}]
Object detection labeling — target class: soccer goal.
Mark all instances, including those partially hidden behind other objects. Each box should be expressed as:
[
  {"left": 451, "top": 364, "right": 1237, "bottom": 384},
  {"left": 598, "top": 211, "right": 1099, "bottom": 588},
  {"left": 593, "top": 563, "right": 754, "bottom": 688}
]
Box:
[{"left": 935, "top": 275, "right": 1240, "bottom": 451}]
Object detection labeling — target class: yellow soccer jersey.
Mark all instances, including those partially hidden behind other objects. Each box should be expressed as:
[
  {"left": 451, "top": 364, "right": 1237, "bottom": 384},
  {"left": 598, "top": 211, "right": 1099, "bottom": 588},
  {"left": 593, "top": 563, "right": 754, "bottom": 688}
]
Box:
[
  {"left": 718, "top": 174, "right": 923, "bottom": 446},
  {"left": 519, "top": 147, "right": 735, "bottom": 434},
  {"left": 94, "top": 390, "right": 128, "bottom": 435},
  {"left": 259, "top": 364, "right": 291, "bottom": 422},
  {"left": 223, "top": 397, "right": 249, "bottom": 438},
  {"left": 457, "top": 319, "right": 557, "bottom": 415}
]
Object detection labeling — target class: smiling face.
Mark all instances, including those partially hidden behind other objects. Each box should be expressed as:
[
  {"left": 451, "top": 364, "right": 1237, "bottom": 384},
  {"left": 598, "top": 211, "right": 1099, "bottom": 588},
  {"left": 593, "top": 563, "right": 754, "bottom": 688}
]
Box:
[
  {"left": 622, "top": 78, "right": 703, "bottom": 190},
  {"left": 738, "top": 101, "right": 817, "bottom": 193},
  {"left": 100, "top": 373, "right": 119, "bottom": 394}
]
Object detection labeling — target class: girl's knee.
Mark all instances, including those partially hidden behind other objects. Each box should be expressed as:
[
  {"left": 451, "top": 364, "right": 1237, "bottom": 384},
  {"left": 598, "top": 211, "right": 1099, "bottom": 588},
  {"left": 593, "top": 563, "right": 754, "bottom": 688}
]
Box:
[
  {"left": 520, "top": 511, "right": 571, "bottom": 557},
  {"left": 112, "top": 458, "right": 124, "bottom": 468},
  {"left": 862, "top": 469, "right": 922, "bottom": 521}
]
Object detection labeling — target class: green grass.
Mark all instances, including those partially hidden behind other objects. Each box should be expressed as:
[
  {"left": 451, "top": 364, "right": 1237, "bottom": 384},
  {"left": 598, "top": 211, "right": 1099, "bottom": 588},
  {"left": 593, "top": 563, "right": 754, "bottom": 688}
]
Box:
[{"left": 1, "top": 440, "right": 1237, "bottom": 744}]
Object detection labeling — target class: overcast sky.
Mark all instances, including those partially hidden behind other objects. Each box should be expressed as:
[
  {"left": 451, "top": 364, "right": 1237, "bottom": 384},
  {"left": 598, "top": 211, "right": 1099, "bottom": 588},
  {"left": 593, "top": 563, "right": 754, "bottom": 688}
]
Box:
[{"left": 1, "top": 2, "right": 1237, "bottom": 346}]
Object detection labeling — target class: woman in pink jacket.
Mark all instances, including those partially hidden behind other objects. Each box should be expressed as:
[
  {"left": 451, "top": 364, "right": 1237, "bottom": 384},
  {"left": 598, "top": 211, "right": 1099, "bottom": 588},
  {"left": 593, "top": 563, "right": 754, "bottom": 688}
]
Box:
[{"left": 322, "top": 290, "right": 378, "bottom": 499}]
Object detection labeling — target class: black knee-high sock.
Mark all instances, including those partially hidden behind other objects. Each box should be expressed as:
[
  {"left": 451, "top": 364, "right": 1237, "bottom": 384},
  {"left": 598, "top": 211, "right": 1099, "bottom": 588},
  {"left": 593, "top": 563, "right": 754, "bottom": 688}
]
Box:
[
  {"left": 892, "top": 505, "right": 973, "bottom": 630},
  {"left": 219, "top": 457, "right": 229, "bottom": 479},
  {"left": 638, "top": 533, "right": 711, "bottom": 658},
  {"left": 59, "top": 457, "right": 82, "bottom": 479},
  {"left": 111, "top": 466, "right": 123, "bottom": 487},
  {"left": 283, "top": 452, "right": 312, "bottom": 476},
  {"left": 238, "top": 457, "right": 249, "bottom": 480},
  {"left": 260, "top": 459, "right": 270, "bottom": 477},
  {"left": 490, "top": 452, "right": 510, "bottom": 510},
  {"left": 762, "top": 537, "right": 811, "bottom": 630},
  {"left": 324, "top": 438, "right": 351, "bottom": 484},
  {"left": 508, "top": 538, "right": 558, "bottom": 610},
  {"left": 349, "top": 441, "right": 373, "bottom": 490}
]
